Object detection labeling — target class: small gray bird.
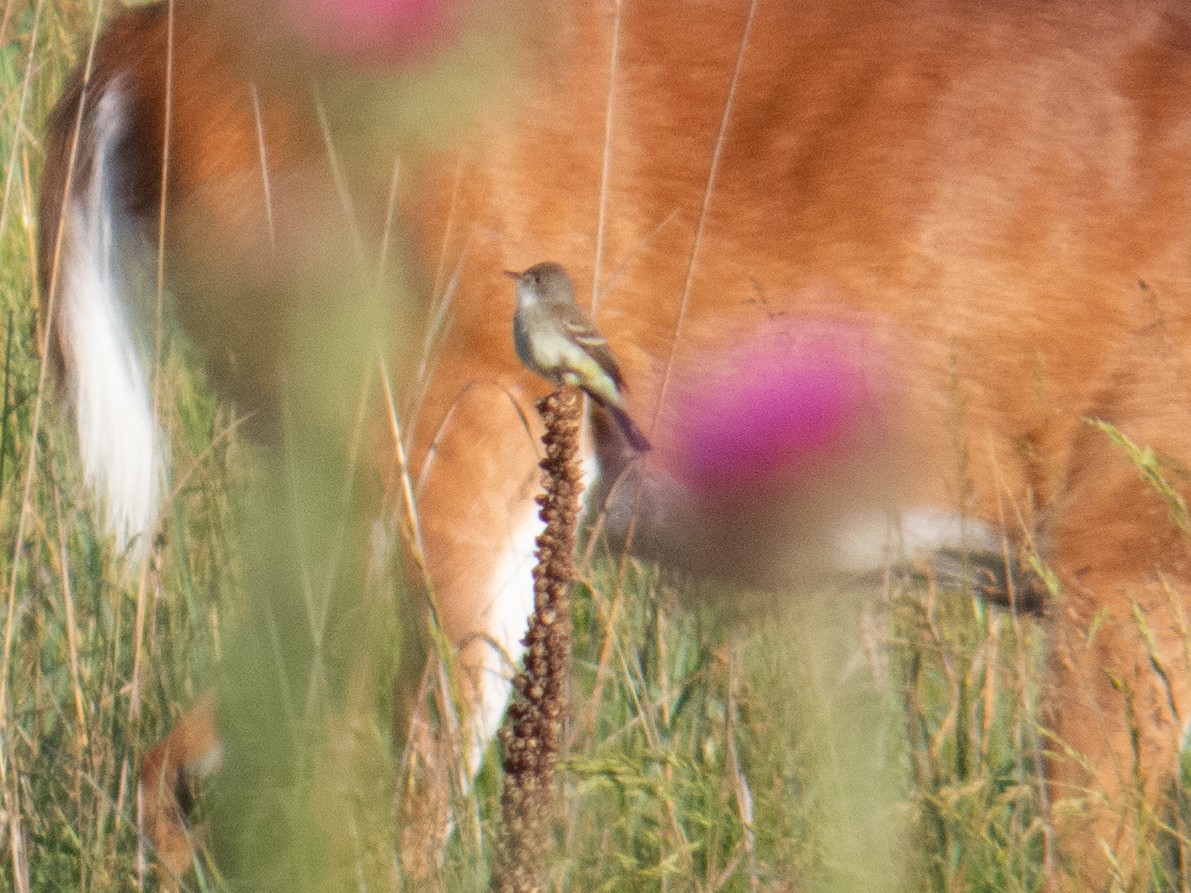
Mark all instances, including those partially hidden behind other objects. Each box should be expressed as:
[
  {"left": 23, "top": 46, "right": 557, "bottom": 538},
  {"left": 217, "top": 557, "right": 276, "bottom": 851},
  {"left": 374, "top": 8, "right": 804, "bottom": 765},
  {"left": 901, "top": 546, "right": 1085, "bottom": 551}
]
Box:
[{"left": 505, "top": 262, "right": 651, "bottom": 452}]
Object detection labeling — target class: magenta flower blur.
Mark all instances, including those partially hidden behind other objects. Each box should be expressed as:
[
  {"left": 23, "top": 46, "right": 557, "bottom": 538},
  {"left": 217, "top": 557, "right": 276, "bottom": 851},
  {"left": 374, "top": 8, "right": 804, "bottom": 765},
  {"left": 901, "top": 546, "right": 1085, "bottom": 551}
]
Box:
[
  {"left": 677, "top": 324, "right": 879, "bottom": 495},
  {"left": 279, "top": 0, "right": 463, "bottom": 66}
]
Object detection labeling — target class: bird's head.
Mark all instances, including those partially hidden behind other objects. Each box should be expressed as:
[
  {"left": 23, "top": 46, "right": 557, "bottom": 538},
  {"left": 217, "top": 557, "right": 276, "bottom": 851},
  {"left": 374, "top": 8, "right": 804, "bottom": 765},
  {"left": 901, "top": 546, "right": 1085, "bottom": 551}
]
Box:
[{"left": 503, "top": 261, "right": 576, "bottom": 307}]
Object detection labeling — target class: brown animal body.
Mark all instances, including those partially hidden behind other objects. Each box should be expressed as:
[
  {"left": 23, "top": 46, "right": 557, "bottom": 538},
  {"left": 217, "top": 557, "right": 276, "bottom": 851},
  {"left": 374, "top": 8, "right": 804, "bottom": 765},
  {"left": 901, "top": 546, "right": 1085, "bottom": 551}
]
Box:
[{"left": 39, "top": 1, "right": 1191, "bottom": 890}]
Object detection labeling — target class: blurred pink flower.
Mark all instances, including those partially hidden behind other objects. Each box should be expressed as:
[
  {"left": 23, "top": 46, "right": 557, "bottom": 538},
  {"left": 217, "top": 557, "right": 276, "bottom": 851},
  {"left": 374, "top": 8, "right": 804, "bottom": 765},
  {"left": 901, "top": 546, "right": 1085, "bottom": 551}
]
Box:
[
  {"left": 279, "top": 0, "right": 465, "bottom": 67},
  {"left": 676, "top": 323, "right": 880, "bottom": 496}
]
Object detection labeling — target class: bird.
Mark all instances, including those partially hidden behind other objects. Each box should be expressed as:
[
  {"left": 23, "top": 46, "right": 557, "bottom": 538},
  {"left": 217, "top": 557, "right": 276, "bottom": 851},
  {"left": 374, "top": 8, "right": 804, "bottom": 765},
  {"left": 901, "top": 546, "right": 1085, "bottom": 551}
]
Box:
[{"left": 505, "top": 261, "right": 651, "bottom": 452}]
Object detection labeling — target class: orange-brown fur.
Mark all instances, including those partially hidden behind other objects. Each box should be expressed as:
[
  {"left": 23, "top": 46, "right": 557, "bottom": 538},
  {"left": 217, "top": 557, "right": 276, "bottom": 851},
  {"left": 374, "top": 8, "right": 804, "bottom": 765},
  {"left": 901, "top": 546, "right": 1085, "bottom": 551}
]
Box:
[{"left": 40, "top": 2, "right": 1191, "bottom": 890}]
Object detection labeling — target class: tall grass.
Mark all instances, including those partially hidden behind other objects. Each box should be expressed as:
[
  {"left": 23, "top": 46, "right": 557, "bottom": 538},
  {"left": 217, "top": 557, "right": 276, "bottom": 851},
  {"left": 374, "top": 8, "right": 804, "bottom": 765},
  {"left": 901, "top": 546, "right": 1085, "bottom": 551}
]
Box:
[
  {"left": 1, "top": 2, "right": 1186, "bottom": 892},
  {"left": 1, "top": 2, "right": 239, "bottom": 891}
]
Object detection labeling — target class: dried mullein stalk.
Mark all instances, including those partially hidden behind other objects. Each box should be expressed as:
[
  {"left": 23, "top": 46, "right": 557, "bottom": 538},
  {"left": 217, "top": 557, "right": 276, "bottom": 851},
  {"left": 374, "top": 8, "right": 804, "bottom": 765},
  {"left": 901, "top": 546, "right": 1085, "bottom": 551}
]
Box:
[{"left": 491, "top": 385, "right": 583, "bottom": 893}]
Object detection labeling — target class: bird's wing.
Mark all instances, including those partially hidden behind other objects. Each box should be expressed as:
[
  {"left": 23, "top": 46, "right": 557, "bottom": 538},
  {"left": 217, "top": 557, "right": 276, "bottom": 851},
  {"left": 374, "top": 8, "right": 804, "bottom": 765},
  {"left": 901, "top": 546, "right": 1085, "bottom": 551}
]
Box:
[{"left": 560, "top": 307, "right": 626, "bottom": 390}]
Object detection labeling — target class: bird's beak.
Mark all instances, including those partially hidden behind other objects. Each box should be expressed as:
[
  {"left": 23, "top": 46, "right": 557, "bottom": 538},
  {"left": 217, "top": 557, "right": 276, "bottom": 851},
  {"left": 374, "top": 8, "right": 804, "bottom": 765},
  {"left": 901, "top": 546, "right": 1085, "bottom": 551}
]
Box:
[{"left": 502, "top": 269, "right": 521, "bottom": 281}]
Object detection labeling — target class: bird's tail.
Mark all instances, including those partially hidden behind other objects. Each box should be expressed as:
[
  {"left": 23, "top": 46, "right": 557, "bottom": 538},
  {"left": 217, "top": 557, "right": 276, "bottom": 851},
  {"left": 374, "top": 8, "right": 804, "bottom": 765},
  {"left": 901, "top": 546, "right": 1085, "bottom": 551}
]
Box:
[{"left": 605, "top": 403, "right": 652, "bottom": 452}]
